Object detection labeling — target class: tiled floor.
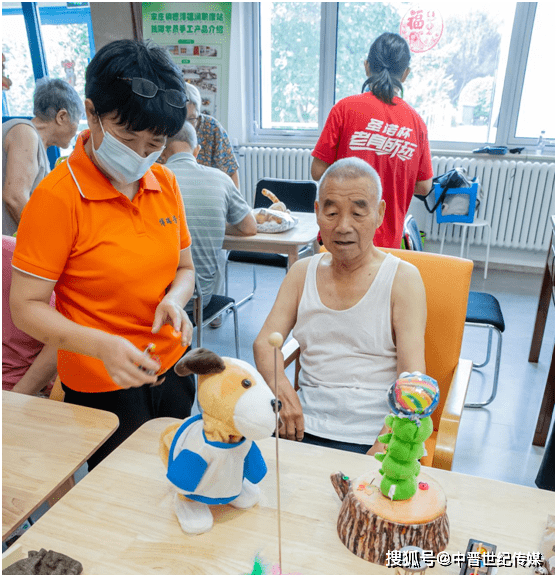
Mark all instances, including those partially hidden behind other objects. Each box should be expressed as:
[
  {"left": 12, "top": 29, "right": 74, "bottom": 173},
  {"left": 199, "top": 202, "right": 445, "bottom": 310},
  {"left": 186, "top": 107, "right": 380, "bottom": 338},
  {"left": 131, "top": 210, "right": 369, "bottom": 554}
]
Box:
[{"left": 205, "top": 254, "right": 554, "bottom": 489}]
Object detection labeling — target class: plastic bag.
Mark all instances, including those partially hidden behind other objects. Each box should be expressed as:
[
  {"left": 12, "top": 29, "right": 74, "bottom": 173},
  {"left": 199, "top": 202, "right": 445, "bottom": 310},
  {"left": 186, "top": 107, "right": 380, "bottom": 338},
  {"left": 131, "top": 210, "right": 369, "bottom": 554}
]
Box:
[{"left": 252, "top": 208, "right": 299, "bottom": 233}]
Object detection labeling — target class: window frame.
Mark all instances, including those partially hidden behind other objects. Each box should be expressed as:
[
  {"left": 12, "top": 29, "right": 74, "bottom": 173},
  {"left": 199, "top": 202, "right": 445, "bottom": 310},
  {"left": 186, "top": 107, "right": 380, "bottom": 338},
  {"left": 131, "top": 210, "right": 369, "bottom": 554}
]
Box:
[
  {"left": 247, "top": 2, "right": 554, "bottom": 154},
  {"left": 2, "top": 2, "right": 96, "bottom": 165}
]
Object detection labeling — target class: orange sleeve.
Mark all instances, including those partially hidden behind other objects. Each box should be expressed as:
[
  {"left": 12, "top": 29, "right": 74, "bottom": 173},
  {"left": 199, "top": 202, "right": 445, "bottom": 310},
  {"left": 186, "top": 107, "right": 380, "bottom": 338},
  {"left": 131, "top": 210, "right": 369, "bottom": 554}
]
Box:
[{"left": 12, "top": 176, "right": 75, "bottom": 281}]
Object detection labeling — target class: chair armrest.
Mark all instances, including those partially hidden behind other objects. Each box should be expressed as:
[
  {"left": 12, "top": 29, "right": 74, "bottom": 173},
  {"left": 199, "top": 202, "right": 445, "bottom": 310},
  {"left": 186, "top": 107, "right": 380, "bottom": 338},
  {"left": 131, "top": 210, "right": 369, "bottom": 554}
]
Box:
[
  {"left": 49, "top": 375, "right": 65, "bottom": 402},
  {"left": 282, "top": 338, "right": 300, "bottom": 368},
  {"left": 432, "top": 358, "right": 473, "bottom": 471}
]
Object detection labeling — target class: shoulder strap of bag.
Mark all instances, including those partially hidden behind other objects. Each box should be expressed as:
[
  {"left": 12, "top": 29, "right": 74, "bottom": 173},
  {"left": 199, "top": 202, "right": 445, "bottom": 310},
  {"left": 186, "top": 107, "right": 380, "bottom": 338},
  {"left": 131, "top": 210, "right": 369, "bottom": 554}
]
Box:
[{"left": 417, "top": 181, "right": 451, "bottom": 214}]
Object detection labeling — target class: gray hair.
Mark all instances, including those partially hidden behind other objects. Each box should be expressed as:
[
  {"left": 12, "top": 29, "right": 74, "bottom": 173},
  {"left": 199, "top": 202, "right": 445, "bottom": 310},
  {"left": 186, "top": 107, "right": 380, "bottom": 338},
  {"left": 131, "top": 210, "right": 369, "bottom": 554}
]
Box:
[
  {"left": 168, "top": 120, "right": 198, "bottom": 149},
  {"left": 33, "top": 78, "right": 84, "bottom": 123},
  {"left": 318, "top": 157, "right": 383, "bottom": 202},
  {"left": 184, "top": 83, "right": 201, "bottom": 113}
]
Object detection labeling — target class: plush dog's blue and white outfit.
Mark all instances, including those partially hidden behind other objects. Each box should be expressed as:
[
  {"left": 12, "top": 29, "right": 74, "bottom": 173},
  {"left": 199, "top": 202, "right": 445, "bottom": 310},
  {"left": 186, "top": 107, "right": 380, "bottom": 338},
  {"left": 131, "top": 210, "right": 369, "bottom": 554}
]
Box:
[{"left": 166, "top": 414, "right": 267, "bottom": 505}]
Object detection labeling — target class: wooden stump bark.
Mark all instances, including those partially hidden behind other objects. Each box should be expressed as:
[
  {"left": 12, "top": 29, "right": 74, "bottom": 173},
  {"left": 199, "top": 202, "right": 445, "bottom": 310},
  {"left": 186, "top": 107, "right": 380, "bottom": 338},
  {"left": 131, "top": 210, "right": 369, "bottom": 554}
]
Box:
[{"left": 331, "top": 471, "right": 450, "bottom": 566}]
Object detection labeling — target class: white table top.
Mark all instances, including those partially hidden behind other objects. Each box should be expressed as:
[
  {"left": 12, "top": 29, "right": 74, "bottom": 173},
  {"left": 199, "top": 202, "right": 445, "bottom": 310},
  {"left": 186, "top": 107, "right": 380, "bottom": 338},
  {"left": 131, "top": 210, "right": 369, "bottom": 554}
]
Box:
[{"left": 222, "top": 211, "right": 319, "bottom": 253}]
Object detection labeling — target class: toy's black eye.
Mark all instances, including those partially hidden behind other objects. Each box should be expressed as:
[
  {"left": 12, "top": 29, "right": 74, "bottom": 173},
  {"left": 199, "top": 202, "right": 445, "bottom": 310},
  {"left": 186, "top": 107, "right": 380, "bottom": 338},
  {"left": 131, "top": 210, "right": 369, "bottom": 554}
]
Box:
[{"left": 242, "top": 379, "right": 252, "bottom": 388}]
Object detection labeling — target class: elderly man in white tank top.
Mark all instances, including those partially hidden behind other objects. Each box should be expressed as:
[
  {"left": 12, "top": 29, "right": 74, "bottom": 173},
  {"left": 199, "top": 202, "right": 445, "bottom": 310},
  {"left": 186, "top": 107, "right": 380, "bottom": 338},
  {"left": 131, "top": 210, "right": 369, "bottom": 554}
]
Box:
[{"left": 254, "top": 158, "right": 427, "bottom": 455}]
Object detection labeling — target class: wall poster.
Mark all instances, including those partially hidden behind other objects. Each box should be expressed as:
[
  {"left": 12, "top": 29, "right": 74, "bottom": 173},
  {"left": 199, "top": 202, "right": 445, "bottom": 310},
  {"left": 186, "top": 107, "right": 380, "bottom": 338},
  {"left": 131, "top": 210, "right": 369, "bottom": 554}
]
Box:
[{"left": 142, "top": 3, "right": 232, "bottom": 127}]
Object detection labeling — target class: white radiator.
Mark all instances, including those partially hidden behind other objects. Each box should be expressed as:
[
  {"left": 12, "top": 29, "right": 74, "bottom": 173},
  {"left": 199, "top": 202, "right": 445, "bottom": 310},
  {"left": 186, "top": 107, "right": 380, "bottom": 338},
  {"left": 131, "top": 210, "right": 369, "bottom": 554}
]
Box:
[{"left": 237, "top": 146, "right": 555, "bottom": 251}]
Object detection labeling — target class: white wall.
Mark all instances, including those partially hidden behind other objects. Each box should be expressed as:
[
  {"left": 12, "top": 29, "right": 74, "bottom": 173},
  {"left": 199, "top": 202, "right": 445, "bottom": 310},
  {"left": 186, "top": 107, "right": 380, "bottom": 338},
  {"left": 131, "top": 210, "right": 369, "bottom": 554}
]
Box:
[
  {"left": 89, "top": 2, "right": 245, "bottom": 137},
  {"left": 89, "top": 3, "right": 135, "bottom": 50},
  {"left": 227, "top": 3, "right": 248, "bottom": 141}
]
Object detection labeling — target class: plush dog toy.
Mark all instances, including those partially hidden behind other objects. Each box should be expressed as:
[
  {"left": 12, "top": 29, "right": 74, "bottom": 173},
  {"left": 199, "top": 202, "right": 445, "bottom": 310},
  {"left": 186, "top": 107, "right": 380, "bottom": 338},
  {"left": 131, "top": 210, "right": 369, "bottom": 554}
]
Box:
[{"left": 160, "top": 348, "right": 279, "bottom": 534}]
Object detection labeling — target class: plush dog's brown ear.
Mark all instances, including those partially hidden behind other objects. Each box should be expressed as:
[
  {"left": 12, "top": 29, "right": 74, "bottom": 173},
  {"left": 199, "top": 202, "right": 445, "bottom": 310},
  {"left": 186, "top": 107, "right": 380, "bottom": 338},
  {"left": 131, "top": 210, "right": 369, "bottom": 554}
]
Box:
[{"left": 174, "top": 348, "right": 226, "bottom": 377}]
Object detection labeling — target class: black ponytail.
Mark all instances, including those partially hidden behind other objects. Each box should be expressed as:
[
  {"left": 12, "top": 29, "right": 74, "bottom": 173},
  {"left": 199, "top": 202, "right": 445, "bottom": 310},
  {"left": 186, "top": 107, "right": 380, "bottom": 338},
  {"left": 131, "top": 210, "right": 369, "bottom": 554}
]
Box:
[{"left": 362, "top": 33, "right": 410, "bottom": 105}]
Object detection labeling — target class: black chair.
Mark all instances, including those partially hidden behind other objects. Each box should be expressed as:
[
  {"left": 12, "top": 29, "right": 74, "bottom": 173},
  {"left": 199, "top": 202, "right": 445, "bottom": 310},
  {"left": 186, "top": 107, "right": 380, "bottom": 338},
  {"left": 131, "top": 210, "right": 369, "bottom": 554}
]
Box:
[
  {"left": 464, "top": 291, "right": 505, "bottom": 408},
  {"left": 226, "top": 178, "right": 318, "bottom": 305},
  {"left": 187, "top": 276, "right": 240, "bottom": 358},
  {"left": 403, "top": 215, "right": 505, "bottom": 408}
]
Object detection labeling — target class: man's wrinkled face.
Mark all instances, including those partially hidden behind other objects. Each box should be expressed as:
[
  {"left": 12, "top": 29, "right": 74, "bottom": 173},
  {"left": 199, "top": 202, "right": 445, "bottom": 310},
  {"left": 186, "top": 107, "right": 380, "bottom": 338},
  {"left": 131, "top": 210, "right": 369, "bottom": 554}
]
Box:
[{"left": 315, "top": 176, "right": 385, "bottom": 262}]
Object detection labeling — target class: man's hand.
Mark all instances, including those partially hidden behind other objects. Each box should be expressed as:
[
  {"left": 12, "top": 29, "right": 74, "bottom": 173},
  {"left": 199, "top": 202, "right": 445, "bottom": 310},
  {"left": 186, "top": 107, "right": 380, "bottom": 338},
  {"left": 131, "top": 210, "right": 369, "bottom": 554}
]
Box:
[
  {"left": 152, "top": 297, "right": 193, "bottom": 348},
  {"left": 366, "top": 440, "right": 388, "bottom": 456},
  {"left": 98, "top": 335, "right": 161, "bottom": 389},
  {"left": 276, "top": 378, "right": 305, "bottom": 441},
  {"left": 366, "top": 422, "right": 391, "bottom": 456}
]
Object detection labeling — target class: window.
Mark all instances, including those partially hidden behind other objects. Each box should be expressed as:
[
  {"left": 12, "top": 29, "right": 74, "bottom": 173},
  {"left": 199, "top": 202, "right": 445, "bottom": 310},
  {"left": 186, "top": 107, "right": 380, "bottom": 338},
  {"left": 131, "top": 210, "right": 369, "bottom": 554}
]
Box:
[
  {"left": 2, "top": 2, "right": 94, "bottom": 118},
  {"left": 514, "top": 2, "right": 554, "bottom": 140},
  {"left": 249, "top": 2, "right": 555, "bottom": 153},
  {"left": 336, "top": 3, "right": 515, "bottom": 144},
  {"left": 258, "top": 2, "right": 321, "bottom": 132},
  {"left": 2, "top": 6, "right": 36, "bottom": 116}
]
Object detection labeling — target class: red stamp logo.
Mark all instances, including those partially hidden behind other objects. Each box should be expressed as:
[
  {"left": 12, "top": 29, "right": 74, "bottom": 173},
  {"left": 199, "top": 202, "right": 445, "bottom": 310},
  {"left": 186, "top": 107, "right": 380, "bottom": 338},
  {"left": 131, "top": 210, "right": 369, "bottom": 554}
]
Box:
[{"left": 400, "top": 7, "right": 444, "bottom": 53}]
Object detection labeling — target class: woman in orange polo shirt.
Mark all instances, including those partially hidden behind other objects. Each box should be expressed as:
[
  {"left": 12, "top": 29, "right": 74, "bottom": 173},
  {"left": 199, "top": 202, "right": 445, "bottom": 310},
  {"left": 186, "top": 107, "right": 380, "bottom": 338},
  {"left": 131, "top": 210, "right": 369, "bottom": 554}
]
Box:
[{"left": 10, "top": 40, "right": 196, "bottom": 469}]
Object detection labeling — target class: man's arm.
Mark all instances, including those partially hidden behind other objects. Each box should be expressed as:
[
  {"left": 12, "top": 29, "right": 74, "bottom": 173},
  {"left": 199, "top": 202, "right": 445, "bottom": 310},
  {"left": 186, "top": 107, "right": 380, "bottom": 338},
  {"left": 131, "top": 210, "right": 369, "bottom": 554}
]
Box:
[
  {"left": 11, "top": 344, "right": 58, "bottom": 396},
  {"left": 366, "top": 261, "right": 427, "bottom": 456},
  {"left": 253, "top": 259, "right": 308, "bottom": 441},
  {"left": 414, "top": 178, "right": 433, "bottom": 197},
  {"left": 391, "top": 261, "right": 427, "bottom": 375},
  {"left": 225, "top": 212, "right": 257, "bottom": 236},
  {"left": 2, "top": 124, "right": 41, "bottom": 225},
  {"left": 311, "top": 157, "right": 331, "bottom": 181}
]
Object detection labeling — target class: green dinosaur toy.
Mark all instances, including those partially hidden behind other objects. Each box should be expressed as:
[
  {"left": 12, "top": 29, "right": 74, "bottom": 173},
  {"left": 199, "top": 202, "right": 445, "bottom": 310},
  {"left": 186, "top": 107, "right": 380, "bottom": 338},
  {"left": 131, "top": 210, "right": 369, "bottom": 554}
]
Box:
[
  {"left": 375, "top": 372, "right": 439, "bottom": 501},
  {"left": 374, "top": 413, "right": 433, "bottom": 500}
]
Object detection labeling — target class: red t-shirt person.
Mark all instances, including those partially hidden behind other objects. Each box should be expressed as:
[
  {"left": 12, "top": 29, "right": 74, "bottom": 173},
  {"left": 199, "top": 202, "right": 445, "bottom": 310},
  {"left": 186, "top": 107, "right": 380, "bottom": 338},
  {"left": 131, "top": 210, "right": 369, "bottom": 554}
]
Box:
[{"left": 312, "top": 92, "right": 433, "bottom": 248}]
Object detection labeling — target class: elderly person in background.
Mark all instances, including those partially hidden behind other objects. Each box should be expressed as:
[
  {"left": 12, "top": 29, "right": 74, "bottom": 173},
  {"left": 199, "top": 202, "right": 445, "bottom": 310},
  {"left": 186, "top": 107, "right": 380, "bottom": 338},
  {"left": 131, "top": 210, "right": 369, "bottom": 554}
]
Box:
[
  {"left": 254, "top": 158, "right": 427, "bottom": 455},
  {"left": 184, "top": 82, "right": 240, "bottom": 188},
  {"left": 159, "top": 122, "right": 256, "bottom": 315},
  {"left": 2, "top": 77, "right": 83, "bottom": 236},
  {"left": 183, "top": 82, "right": 242, "bottom": 327}
]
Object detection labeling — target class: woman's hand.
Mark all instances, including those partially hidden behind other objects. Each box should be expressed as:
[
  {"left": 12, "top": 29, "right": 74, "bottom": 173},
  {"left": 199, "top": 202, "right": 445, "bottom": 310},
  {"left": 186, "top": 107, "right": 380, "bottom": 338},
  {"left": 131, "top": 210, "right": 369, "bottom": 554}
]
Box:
[
  {"left": 98, "top": 335, "right": 161, "bottom": 389},
  {"left": 152, "top": 297, "right": 193, "bottom": 348}
]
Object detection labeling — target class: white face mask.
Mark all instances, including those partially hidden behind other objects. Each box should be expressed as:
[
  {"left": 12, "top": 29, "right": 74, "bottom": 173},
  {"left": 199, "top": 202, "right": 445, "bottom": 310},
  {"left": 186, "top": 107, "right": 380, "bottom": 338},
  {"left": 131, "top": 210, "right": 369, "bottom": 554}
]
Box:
[{"left": 91, "top": 117, "right": 165, "bottom": 185}]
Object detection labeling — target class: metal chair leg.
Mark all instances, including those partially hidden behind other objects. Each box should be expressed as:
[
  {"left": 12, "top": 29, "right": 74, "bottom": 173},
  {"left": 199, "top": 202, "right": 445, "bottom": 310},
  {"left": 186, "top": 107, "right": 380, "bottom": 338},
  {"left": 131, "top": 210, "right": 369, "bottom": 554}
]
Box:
[
  {"left": 484, "top": 224, "right": 491, "bottom": 279},
  {"left": 472, "top": 327, "right": 493, "bottom": 368},
  {"left": 460, "top": 225, "right": 468, "bottom": 258},
  {"left": 231, "top": 306, "right": 240, "bottom": 358},
  {"left": 234, "top": 265, "right": 257, "bottom": 308},
  {"left": 439, "top": 225, "right": 447, "bottom": 254},
  {"left": 225, "top": 255, "right": 229, "bottom": 297},
  {"left": 465, "top": 326, "right": 503, "bottom": 408}
]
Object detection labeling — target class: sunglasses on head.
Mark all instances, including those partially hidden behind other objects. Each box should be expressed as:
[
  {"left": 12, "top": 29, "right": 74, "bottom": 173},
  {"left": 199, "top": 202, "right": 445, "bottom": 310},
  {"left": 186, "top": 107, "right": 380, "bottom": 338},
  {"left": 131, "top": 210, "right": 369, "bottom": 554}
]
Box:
[{"left": 118, "top": 77, "right": 188, "bottom": 108}]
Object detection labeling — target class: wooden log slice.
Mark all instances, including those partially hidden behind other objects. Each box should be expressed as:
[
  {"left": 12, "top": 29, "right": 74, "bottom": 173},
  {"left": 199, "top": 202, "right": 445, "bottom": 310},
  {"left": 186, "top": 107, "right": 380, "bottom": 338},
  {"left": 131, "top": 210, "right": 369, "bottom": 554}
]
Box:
[{"left": 331, "top": 470, "right": 449, "bottom": 566}]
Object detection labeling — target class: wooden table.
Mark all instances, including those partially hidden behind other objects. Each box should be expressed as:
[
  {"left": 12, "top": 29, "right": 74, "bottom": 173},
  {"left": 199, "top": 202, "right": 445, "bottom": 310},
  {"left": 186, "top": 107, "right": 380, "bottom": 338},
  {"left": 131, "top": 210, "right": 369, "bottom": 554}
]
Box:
[
  {"left": 529, "top": 216, "right": 555, "bottom": 446},
  {"left": 222, "top": 211, "right": 320, "bottom": 269},
  {"left": 2, "top": 391, "right": 119, "bottom": 541},
  {"left": 6, "top": 417, "right": 553, "bottom": 575}
]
